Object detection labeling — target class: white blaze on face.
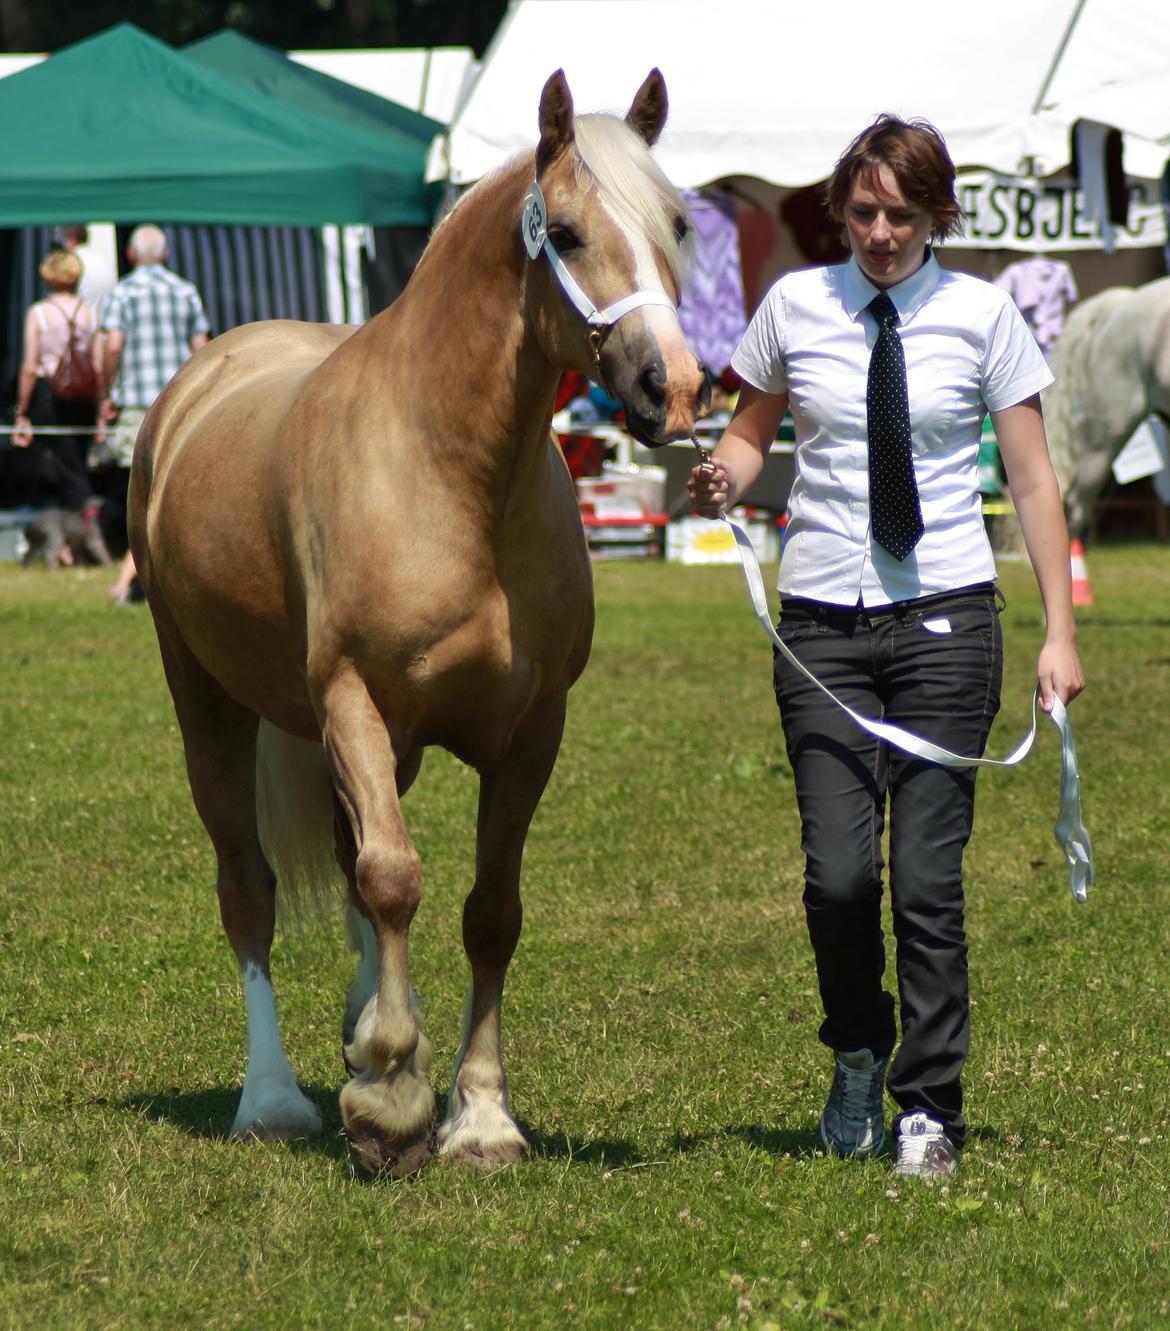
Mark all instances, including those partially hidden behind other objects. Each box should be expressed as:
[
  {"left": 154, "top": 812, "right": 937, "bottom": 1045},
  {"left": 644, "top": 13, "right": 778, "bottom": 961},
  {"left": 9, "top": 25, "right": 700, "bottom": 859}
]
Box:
[
  {"left": 599, "top": 192, "right": 682, "bottom": 346},
  {"left": 595, "top": 193, "right": 699, "bottom": 432}
]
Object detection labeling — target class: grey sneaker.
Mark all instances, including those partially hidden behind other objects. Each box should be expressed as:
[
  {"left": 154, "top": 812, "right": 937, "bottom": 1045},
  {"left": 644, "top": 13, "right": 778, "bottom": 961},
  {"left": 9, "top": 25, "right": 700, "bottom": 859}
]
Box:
[
  {"left": 893, "top": 1111, "right": 959, "bottom": 1180},
  {"left": 819, "top": 1049, "right": 888, "bottom": 1157}
]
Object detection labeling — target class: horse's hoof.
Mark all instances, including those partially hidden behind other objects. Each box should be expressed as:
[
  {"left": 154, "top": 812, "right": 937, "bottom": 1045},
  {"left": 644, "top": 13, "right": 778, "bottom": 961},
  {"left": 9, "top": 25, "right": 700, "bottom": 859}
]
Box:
[
  {"left": 437, "top": 1096, "right": 529, "bottom": 1169},
  {"left": 230, "top": 1084, "right": 324, "bottom": 1141},
  {"left": 348, "top": 1117, "right": 437, "bottom": 1178},
  {"left": 442, "top": 1132, "right": 528, "bottom": 1170},
  {"left": 340, "top": 1070, "right": 437, "bottom": 1178}
]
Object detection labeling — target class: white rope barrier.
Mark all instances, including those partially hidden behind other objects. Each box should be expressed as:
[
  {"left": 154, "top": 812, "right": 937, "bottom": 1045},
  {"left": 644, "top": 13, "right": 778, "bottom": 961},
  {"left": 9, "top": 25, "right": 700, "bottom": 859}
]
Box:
[{"left": 0, "top": 424, "right": 106, "bottom": 437}]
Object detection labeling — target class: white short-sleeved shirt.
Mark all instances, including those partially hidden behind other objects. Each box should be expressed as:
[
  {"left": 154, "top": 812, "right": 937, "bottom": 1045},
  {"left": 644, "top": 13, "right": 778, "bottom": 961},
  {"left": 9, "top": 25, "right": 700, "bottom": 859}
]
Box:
[{"left": 732, "top": 251, "right": 1053, "bottom": 606}]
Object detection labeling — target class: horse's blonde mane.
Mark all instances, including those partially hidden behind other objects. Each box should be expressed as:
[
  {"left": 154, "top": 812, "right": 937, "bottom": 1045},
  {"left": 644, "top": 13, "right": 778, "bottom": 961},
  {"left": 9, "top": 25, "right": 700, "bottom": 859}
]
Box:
[
  {"left": 572, "top": 113, "right": 691, "bottom": 285},
  {"left": 1044, "top": 286, "right": 1133, "bottom": 488},
  {"left": 428, "top": 113, "right": 690, "bottom": 284}
]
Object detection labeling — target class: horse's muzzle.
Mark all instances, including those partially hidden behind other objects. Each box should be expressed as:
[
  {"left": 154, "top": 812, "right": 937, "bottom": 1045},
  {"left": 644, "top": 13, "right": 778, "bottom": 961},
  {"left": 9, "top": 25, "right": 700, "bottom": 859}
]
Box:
[{"left": 618, "top": 354, "right": 711, "bottom": 447}]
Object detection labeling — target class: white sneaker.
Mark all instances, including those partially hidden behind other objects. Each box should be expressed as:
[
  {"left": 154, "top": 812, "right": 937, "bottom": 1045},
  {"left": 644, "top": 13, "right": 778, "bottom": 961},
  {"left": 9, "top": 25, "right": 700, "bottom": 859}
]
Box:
[{"left": 893, "top": 1111, "right": 958, "bottom": 1179}]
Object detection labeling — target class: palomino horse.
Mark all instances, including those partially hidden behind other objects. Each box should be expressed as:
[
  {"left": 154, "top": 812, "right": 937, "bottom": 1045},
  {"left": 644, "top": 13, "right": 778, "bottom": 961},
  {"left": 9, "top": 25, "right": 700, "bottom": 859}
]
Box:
[
  {"left": 1044, "top": 276, "right": 1170, "bottom": 540},
  {"left": 129, "top": 69, "right": 706, "bottom": 1175}
]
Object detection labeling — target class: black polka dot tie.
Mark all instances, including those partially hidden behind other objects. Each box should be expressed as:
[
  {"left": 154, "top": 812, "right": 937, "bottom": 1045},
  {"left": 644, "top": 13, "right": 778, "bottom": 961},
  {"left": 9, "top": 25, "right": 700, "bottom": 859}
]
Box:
[{"left": 866, "top": 292, "right": 924, "bottom": 561}]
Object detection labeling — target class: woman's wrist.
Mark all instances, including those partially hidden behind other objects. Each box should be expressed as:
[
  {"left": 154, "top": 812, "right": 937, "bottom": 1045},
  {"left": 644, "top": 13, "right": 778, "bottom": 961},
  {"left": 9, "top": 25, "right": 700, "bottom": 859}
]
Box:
[{"left": 1042, "top": 614, "right": 1078, "bottom": 647}]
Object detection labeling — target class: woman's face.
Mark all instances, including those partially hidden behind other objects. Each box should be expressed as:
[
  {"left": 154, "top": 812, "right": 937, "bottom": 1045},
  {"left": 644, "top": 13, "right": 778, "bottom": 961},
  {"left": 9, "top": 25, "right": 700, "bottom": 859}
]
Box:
[{"left": 844, "top": 165, "right": 933, "bottom": 289}]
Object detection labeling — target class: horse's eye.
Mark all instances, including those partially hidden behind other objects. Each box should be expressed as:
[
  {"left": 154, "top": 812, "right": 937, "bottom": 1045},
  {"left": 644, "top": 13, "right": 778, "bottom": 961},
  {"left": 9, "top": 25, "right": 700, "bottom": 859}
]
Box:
[
  {"left": 548, "top": 225, "right": 581, "bottom": 253},
  {"left": 673, "top": 214, "right": 690, "bottom": 243}
]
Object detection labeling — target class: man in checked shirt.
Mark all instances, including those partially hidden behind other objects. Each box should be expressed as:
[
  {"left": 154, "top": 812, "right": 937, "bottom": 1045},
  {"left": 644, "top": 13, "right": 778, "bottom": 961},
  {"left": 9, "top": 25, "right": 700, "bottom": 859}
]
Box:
[{"left": 99, "top": 224, "right": 210, "bottom": 603}]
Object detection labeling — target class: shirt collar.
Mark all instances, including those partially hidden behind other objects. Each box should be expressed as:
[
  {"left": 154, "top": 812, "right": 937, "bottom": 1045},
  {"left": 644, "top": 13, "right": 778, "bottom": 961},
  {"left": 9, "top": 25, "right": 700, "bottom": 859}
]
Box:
[{"left": 843, "top": 247, "right": 940, "bottom": 325}]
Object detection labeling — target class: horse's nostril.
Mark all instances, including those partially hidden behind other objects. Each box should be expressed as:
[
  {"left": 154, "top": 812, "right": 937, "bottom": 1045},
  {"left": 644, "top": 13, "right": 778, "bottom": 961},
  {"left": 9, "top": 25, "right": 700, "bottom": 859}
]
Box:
[{"left": 638, "top": 363, "right": 667, "bottom": 407}]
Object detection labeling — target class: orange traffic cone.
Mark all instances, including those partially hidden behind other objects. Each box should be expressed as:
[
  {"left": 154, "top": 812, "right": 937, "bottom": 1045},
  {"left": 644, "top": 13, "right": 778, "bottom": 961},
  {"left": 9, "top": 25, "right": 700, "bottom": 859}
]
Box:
[{"left": 1070, "top": 537, "right": 1094, "bottom": 606}]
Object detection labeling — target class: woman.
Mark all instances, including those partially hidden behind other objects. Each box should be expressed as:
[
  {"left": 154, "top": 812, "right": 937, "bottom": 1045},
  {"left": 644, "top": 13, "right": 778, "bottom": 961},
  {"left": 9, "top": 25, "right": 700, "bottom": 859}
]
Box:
[
  {"left": 12, "top": 249, "right": 101, "bottom": 533},
  {"left": 689, "top": 115, "right": 1084, "bottom": 1180}
]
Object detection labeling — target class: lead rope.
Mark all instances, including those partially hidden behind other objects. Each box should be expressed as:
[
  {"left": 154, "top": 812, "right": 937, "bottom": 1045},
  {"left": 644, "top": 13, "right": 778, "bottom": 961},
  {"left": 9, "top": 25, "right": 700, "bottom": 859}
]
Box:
[{"left": 692, "top": 439, "right": 1093, "bottom": 902}]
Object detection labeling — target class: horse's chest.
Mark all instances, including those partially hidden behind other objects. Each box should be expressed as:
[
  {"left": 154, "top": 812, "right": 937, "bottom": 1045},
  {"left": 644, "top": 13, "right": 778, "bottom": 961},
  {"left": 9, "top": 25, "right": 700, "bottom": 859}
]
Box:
[{"left": 397, "top": 616, "right": 540, "bottom": 763}]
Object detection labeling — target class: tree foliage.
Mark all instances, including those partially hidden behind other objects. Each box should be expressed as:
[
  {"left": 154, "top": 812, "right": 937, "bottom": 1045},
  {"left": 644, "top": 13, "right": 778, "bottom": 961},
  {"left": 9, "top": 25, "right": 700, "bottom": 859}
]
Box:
[{"left": 0, "top": 0, "right": 509, "bottom": 56}]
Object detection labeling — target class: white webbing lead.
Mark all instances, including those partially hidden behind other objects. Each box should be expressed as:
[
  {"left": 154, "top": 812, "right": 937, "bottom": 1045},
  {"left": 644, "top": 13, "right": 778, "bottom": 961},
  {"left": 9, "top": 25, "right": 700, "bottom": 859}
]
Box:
[{"left": 720, "top": 514, "right": 1093, "bottom": 902}]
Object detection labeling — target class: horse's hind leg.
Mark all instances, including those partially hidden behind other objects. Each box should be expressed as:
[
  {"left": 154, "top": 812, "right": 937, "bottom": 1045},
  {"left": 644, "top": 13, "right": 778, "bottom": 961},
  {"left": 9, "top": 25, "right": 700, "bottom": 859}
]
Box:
[
  {"left": 439, "top": 692, "right": 568, "bottom": 1168},
  {"left": 319, "top": 671, "right": 435, "bottom": 1176},
  {"left": 158, "top": 634, "right": 322, "bottom": 1140}
]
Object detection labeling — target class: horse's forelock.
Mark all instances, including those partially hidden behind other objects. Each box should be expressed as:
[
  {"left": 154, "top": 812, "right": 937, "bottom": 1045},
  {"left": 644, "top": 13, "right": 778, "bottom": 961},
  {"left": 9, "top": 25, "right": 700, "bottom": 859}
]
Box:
[{"left": 571, "top": 114, "right": 690, "bottom": 286}]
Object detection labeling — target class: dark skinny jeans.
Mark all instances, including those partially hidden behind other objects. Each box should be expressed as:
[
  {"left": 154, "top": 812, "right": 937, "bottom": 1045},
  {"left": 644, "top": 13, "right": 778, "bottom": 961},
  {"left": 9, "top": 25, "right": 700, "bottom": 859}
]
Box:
[{"left": 772, "top": 584, "right": 1003, "bottom": 1150}]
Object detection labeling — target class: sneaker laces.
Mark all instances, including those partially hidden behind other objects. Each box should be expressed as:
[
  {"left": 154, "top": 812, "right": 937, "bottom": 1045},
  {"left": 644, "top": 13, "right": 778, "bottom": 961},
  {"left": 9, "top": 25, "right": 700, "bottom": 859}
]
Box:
[{"left": 836, "top": 1059, "right": 882, "bottom": 1119}]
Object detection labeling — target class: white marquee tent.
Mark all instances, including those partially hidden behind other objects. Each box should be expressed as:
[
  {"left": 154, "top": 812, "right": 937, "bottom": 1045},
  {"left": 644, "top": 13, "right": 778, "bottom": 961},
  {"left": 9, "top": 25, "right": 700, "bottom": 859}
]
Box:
[{"left": 428, "top": 0, "right": 1170, "bottom": 189}]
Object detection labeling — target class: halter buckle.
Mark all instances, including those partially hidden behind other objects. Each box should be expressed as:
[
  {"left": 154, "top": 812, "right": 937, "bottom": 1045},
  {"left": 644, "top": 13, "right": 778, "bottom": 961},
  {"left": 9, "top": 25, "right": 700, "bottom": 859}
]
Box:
[{"left": 587, "top": 326, "right": 608, "bottom": 379}]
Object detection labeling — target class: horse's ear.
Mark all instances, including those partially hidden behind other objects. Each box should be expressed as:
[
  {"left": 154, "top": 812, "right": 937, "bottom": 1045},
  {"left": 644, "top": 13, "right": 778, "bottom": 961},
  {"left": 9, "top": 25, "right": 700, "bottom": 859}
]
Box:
[
  {"left": 537, "top": 69, "right": 575, "bottom": 173},
  {"left": 626, "top": 68, "right": 668, "bottom": 146}
]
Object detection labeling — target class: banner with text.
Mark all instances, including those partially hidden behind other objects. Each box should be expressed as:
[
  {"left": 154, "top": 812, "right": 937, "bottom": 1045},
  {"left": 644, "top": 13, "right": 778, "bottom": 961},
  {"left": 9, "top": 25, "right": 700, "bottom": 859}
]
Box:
[{"left": 956, "top": 173, "right": 1166, "bottom": 252}]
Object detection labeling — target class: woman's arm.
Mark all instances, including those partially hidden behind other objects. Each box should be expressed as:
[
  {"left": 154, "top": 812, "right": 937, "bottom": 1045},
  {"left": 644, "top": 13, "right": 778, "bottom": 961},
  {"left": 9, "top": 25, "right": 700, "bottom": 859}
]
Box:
[
  {"left": 12, "top": 307, "right": 40, "bottom": 446},
  {"left": 688, "top": 383, "right": 789, "bottom": 516},
  {"left": 991, "top": 394, "right": 1085, "bottom": 709}
]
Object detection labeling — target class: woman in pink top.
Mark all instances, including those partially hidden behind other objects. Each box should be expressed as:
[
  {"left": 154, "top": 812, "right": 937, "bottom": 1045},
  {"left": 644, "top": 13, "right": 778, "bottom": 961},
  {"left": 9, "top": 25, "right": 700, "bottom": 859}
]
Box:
[{"left": 12, "top": 249, "right": 101, "bottom": 516}]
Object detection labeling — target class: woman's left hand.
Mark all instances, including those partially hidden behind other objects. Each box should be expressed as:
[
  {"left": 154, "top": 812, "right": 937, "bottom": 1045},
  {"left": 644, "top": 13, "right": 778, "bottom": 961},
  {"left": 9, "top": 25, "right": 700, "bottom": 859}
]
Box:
[
  {"left": 1037, "top": 637, "right": 1085, "bottom": 711},
  {"left": 11, "top": 414, "right": 32, "bottom": 447}
]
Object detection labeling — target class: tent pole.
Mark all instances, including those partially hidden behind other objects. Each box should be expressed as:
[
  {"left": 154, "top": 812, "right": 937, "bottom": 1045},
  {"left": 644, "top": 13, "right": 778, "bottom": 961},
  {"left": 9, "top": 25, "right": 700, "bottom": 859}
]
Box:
[
  {"left": 1032, "top": 0, "right": 1089, "bottom": 114},
  {"left": 419, "top": 48, "right": 431, "bottom": 116}
]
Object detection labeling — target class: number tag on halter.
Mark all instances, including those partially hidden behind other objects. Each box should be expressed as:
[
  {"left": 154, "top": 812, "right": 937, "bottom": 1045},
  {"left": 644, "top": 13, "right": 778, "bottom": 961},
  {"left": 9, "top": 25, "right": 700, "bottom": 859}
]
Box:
[{"left": 521, "top": 181, "right": 547, "bottom": 260}]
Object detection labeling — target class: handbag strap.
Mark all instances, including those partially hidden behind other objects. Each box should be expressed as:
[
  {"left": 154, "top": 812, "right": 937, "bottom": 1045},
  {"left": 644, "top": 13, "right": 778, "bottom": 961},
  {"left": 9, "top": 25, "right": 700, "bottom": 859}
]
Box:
[{"left": 46, "top": 296, "right": 88, "bottom": 334}]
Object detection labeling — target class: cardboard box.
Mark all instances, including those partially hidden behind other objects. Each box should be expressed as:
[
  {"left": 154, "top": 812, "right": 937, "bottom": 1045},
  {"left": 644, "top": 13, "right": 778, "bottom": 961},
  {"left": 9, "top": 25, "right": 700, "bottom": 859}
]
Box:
[
  {"left": 666, "top": 515, "right": 779, "bottom": 565},
  {"left": 582, "top": 513, "right": 667, "bottom": 561}
]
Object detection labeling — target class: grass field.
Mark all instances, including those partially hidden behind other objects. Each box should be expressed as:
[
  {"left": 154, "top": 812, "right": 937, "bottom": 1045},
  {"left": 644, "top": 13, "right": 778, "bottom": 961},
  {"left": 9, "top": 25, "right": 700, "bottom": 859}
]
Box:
[{"left": 1, "top": 542, "right": 1168, "bottom": 1330}]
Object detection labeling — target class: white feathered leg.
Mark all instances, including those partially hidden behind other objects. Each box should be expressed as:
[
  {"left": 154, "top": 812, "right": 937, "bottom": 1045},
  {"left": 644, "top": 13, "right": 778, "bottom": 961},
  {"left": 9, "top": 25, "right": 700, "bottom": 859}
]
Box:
[{"left": 231, "top": 961, "right": 323, "bottom": 1140}]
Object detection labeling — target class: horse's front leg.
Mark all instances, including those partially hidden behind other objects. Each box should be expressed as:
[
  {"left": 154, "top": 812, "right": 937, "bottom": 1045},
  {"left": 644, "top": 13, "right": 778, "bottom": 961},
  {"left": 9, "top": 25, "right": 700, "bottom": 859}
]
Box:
[
  {"left": 439, "top": 692, "right": 567, "bottom": 1168},
  {"left": 319, "top": 670, "right": 435, "bottom": 1176}
]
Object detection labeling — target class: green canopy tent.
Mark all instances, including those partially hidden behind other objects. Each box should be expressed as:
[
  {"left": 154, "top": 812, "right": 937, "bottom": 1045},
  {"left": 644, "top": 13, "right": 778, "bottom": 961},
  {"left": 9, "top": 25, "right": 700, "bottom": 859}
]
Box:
[
  {"left": 180, "top": 29, "right": 444, "bottom": 315},
  {"left": 183, "top": 28, "right": 442, "bottom": 155},
  {"left": 0, "top": 23, "right": 446, "bottom": 507},
  {"left": 0, "top": 22, "right": 440, "bottom": 227}
]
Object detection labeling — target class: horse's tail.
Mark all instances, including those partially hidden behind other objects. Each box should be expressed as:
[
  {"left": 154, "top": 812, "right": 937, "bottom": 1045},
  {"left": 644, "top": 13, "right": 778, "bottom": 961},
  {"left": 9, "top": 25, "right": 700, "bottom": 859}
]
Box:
[
  {"left": 256, "top": 720, "right": 345, "bottom": 925},
  {"left": 1045, "top": 287, "right": 1133, "bottom": 491}
]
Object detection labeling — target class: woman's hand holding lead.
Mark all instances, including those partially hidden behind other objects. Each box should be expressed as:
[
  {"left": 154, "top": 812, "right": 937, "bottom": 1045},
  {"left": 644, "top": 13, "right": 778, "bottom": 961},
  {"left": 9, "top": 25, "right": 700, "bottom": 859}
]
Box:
[
  {"left": 688, "top": 457, "right": 734, "bottom": 518},
  {"left": 1037, "top": 638, "right": 1085, "bottom": 712}
]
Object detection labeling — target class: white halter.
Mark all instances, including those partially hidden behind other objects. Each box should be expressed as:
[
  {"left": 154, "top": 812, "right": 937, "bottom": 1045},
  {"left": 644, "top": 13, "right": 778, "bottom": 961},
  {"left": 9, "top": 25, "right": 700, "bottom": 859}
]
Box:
[{"left": 521, "top": 180, "right": 676, "bottom": 335}]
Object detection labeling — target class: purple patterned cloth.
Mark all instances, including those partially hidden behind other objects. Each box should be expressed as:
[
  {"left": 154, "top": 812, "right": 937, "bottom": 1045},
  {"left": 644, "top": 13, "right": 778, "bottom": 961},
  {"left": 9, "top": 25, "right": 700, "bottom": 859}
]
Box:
[
  {"left": 677, "top": 189, "right": 746, "bottom": 374},
  {"left": 993, "top": 256, "right": 1078, "bottom": 357}
]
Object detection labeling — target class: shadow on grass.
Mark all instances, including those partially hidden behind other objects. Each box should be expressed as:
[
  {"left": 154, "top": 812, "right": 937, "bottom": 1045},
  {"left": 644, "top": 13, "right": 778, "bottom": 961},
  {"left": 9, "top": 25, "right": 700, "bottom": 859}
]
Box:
[
  {"left": 1012, "top": 615, "right": 1170, "bottom": 630},
  {"left": 120, "top": 1083, "right": 348, "bottom": 1161},
  {"left": 676, "top": 1122, "right": 821, "bottom": 1160},
  {"left": 119, "top": 1088, "right": 644, "bottom": 1174},
  {"left": 524, "top": 1125, "right": 642, "bottom": 1169},
  {"left": 122, "top": 1088, "right": 854, "bottom": 1175}
]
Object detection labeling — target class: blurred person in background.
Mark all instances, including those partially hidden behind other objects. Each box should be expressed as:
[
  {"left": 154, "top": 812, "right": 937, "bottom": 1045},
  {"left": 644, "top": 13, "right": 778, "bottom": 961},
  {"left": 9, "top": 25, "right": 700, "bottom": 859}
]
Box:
[
  {"left": 61, "top": 224, "right": 119, "bottom": 317},
  {"left": 99, "top": 223, "right": 209, "bottom": 604},
  {"left": 11, "top": 248, "right": 102, "bottom": 535}
]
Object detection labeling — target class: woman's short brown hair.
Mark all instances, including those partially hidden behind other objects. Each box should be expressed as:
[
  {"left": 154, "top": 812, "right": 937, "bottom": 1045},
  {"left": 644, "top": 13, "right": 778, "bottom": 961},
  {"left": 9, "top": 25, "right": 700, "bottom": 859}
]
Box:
[
  {"left": 826, "top": 114, "right": 964, "bottom": 245},
  {"left": 38, "top": 249, "right": 83, "bottom": 292}
]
